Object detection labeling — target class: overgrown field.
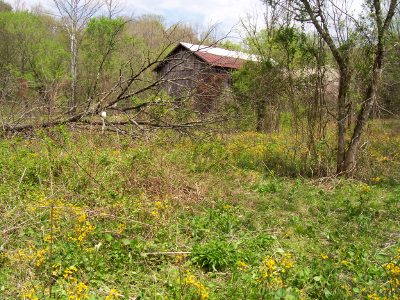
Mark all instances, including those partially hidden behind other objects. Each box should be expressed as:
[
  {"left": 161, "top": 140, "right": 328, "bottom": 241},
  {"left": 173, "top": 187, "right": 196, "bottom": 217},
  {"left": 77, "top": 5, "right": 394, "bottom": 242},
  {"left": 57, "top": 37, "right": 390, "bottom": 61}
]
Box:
[{"left": 1, "top": 120, "right": 400, "bottom": 300}]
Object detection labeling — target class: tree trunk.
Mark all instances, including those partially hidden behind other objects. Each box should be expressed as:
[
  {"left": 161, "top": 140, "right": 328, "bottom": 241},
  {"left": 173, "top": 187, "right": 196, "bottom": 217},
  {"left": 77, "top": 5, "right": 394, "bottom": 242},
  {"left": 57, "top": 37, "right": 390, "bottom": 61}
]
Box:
[
  {"left": 298, "top": 0, "right": 398, "bottom": 175},
  {"left": 342, "top": 64, "right": 384, "bottom": 172},
  {"left": 70, "top": 2, "right": 78, "bottom": 111},
  {"left": 256, "top": 98, "right": 266, "bottom": 132},
  {"left": 340, "top": 0, "right": 397, "bottom": 173},
  {"left": 342, "top": 86, "right": 375, "bottom": 172},
  {"left": 70, "top": 32, "right": 77, "bottom": 109},
  {"left": 336, "top": 67, "right": 351, "bottom": 173}
]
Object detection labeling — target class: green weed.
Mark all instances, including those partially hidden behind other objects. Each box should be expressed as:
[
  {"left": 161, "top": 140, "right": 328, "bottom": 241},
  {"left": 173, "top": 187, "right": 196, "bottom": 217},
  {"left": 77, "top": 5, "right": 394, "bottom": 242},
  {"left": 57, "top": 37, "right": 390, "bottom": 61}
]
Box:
[{"left": 0, "top": 121, "right": 400, "bottom": 299}]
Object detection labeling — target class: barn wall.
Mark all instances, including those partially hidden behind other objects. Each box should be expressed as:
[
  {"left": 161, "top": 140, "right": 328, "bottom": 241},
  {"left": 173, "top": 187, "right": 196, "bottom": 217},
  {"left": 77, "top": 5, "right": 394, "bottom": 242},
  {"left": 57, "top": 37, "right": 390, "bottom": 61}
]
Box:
[
  {"left": 156, "top": 48, "right": 231, "bottom": 98},
  {"left": 156, "top": 47, "right": 235, "bottom": 113},
  {"left": 157, "top": 48, "right": 200, "bottom": 96}
]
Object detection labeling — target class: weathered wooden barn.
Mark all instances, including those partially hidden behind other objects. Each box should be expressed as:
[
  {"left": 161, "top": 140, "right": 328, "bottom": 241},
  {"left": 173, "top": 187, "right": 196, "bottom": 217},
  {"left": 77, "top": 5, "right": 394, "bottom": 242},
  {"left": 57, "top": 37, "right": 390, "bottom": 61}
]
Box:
[{"left": 154, "top": 42, "right": 257, "bottom": 113}]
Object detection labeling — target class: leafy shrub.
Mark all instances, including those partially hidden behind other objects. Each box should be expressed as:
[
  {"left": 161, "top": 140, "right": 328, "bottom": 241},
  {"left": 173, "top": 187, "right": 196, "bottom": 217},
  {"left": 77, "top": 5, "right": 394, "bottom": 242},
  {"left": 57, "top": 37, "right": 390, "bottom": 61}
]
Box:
[{"left": 191, "top": 239, "right": 238, "bottom": 272}]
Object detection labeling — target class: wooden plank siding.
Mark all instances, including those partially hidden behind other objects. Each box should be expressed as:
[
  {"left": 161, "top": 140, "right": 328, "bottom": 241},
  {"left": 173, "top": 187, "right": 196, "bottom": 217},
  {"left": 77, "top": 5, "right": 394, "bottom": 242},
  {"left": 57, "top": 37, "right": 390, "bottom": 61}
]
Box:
[
  {"left": 157, "top": 48, "right": 230, "bottom": 92},
  {"left": 155, "top": 43, "right": 238, "bottom": 113}
]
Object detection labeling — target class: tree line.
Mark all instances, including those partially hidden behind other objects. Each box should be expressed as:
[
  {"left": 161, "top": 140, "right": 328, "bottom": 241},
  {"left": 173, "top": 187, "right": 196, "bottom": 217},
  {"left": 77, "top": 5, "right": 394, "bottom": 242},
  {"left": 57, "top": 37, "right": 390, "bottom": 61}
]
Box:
[
  {"left": 0, "top": 0, "right": 221, "bottom": 135},
  {"left": 233, "top": 0, "right": 399, "bottom": 175},
  {"left": 0, "top": 0, "right": 399, "bottom": 176}
]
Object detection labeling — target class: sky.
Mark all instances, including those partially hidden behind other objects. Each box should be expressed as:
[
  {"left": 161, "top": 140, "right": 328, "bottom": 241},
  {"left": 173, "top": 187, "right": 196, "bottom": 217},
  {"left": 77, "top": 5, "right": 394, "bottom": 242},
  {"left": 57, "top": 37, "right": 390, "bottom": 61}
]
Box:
[
  {"left": 126, "top": 0, "right": 266, "bottom": 37},
  {"left": 15, "top": 0, "right": 365, "bottom": 43},
  {"left": 15, "top": 0, "right": 266, "bottom": 42}
]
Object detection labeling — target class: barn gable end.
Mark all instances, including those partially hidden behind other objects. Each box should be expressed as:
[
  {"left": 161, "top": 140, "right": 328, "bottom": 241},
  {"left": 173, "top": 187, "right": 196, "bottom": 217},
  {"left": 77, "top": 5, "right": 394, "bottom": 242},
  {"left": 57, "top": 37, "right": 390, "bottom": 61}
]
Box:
[{"left": 155, "top": 42, "right": 256, "bottom": 101}]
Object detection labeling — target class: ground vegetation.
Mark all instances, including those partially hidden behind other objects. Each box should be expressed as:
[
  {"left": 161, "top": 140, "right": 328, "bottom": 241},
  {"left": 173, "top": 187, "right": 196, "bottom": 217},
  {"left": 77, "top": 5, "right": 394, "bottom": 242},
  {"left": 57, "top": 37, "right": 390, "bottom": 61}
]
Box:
[
  {"left": 0, "top": 120, "right": 399, "bottom": 299},
  {"left": 1, "top": 0, "right": 400, "bottom": 299}
]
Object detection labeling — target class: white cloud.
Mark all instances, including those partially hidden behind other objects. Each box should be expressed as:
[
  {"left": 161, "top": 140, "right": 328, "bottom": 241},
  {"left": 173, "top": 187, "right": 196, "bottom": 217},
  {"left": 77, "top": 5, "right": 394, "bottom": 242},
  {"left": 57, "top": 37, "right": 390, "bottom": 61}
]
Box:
[
  {"left": 15, "top": 0, "right": 365, "bottom": 43},
  {"left": 18, "top": 0, "right": 265, "bottom": 38},
  {"left": 8, "top": 0, "right": 264, "bottom": 45},
  {"left": 126, "top": 0, "right": 266, "bottom": 39}
]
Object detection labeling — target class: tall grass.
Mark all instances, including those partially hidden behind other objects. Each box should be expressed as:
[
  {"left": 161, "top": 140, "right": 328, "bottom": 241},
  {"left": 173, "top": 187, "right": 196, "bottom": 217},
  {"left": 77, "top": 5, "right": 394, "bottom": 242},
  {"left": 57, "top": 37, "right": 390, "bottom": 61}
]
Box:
[{"left": 0, "top": 119, "right": 399, "bottom": 299}]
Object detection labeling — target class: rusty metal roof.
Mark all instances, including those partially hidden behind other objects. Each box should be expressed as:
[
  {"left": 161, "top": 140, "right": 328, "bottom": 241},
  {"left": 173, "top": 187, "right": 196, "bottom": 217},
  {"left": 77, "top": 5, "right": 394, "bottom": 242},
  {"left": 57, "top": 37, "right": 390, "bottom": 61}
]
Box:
[
  {"left": 194, "top": 51, "right": 247, "bottom": 69},
  {"left": 180, "top": 42, "right": 258, "bottom": 63},
  {"left": 154, "top": 42, "right": 258, "bottom": 72}
]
